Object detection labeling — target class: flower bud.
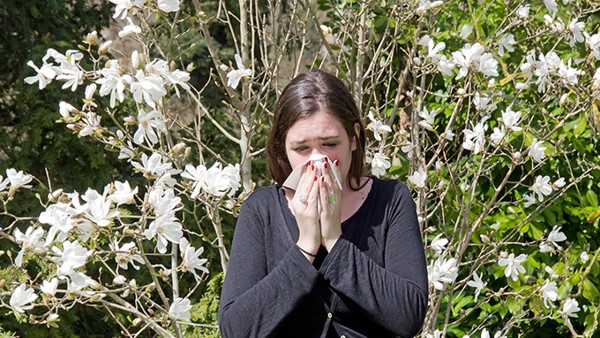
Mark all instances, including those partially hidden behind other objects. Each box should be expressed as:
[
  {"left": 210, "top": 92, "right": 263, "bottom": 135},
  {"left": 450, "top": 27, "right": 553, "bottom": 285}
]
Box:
[
  {"left": 219, "top": 63, "right": 229, "bottom": 71},
  {"left": 85, "top": 83, "right": 97, "bottom": 101},
  {"left": 131, "top": 50, "right": 140, "bottom": 69},
  {"left": 86, "top": 31, "right": 98, "bottom": 45},
  {"left": 99, "top": 40, "right": 113, "bottom": 54},
  {"left": 457, "top": 88, "right": 466, "bottom": 95},
  {"left": 480, "top": 234, "right": 490, "bottom": 244},
  {"left": 412, "top": 57, "right": 421, "bottom": 66},
  {"left": 59, "top": 101, "right": 79, "bottom": 118},
  {"left": 113, "top": 275, "right": 127, "bottom": 285},
  {"left": 132, "top": 318, "right": 142, "bottom": 326},
  {"left": 124, "top": 116, "right": 137, "bottom": 125},
  {"left": 171, "top": 142, "right": 187, "bottom": 155},
  {"left": 515, "top": 83, "right": 529, "bottom": 90},
  {"left": 581, "top": 251, "right": 590, "bottom": 263},
  {"left": 186, "top": 63, "right": 195, "bottom": 72}
]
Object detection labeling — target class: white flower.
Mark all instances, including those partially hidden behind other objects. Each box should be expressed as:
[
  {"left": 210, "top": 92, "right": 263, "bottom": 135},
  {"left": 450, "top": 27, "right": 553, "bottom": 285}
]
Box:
[
  {"left": 585, "top": 33, "right": 600, "bottom": 61},
  {"left": 544, "top": 0, "right": 558, "bottom": 15},
  {"left": 553, "top": 177, "right": 566, "bottom": 190},
  {"left": 367, "top": 111, "right": 392, "bottom": 141},
  {"left": 430, "top": 234, "right": 448, "bottom": 255},
  {"left": 418, "top": 107, "right": 437, "bottom": 131},
  {"left": 452, "top": 43, "right": 485, "bottom": 80},
  {"left": 202, "top": 163, "right": 241, "bottom": 197},
  {"left": 437, "top": 55, "right": 456, "bottom": 76},
  {"left": 501, "top": 107, "right": 522, "bottom": 132},
  {"left": 462, "top": 118, "right": 488, "bottom": 154},
  {"left": 181, "top": 164, "right": 208, "bottom": 198},
  {"left": 133, "top": 109, "right": 167, "bottom": 146},
  {"left": 53, "top": 240, "right": 93, "bottom": 277},
  {"left": 541, "top": 279, "right": 559, "bottom": 308},
  {"left": 84, "top": 194, "right": 119, "bottom": 227},
  {"left": 226, "top": 54, "right": 253, "bottom": 89},
  {"left": 109, "top": 181, "right": 138, "bottom": 205},
  {"left": 567, "top": 19, "right": 585, "bottom": 46},
  {"left": 545, "top": 266, "right": 560, "bottom": 279},
  {"left": 516, "top": 4, "right": 530, "bottom": 18},
  {"left": 41, "top": 278, "right": 59, "bottom": 297},
  {"left": 580, "top": 252, "right": 590, "bottom": 263},
  {"left": 109, "top": 241, "right": 144, "bottom": 270},
  {"left": 478, "top": 53, "right": 499, "bottom": 77},
  {"left": 408, "top": 168, "right": 427, "bottom": 189},
  {"left": 428, "top": 257, "right": 458, "bottom": 290},
  {"left": 498, "top": 34, "right": 516, "bottom": 57},
  {"left": 490, "top": 126, "right": 506, "bottom": 145},
  {"left": 498, "top": 253, "right": 527, "bottom": 281},
  {"left": 113, "top": 275, "right": 127, "bottom": 285},
  {"left": 460, "top": 24, "right": 473, "bottom": 40},
  {"left": 24, "top": 61, "right": 57, "bottom": 90},
  {"left": 148, "top": 188, "right": 182, "bottom": 217},
  {"left": 426, "top": 330, "right": 442, "bottom": 338},
  {"left": 541, "top": 226, "right": 567, "bottom": 253},
  {"left": 9, "top": 284, "right": 38, "bottom": 313},
  {"left": 130, "top": 70, "right": 167, "bottom": 108},
  {"left": 132, "top": 152, "right": 173, "bottom": 179},
  {"left": 179, "top": 238, "right": 209, "bottom": 281},
  {"left": 529, "top": 139, "right": 547, "bottom": 163},
  {"left": 473, "top": 92, "right": 497, "bottom": 115},
  {"left": 0, "top": 175, "right": 9, "bottom": 192},
  {"left": 145, "top": 59, "right": 191, "bottom": 96},
  {"left": 367, "top": 153, "right": 391, "bottom": 177},
  {"left": 481, "top": 328, "right": 506, "bottom": 338},
  {"left": 6, "top": 168, "right": 33, "bottom": 191},
  {"left": 523, "top": 193, "right": 536, "bottom": 208},
  {"left": 426, "top": 38, "right": 446, "bottom": 61},
  {"left": 401, "top": 142, "right": 414, "bottom": 159},
  {"left": 144, "top": 214, "right": 183, "bottom": 254},
  {"left": 109, "top": 0, "right": 143, "bottom": 19},
  {"left": 169, "top": 297, "right": 192, "bottom": 321},
  {"left": 13, "top": 226, "right": 45, "bottom": 267},
  {"left": 118, "top": 17, "right": 141, "bottom": 38},
  {"left": 530, "top": 175, "right": 553, "bottom": 202},
  {"left": 158, "top": 0, "right": 180, "bottom": 13},
  {"left": 467, "top": 271, "right": 486, "bottom": 301},
  {"left": 96, "top": 60, "right": 132, "bottom": 108},
  {"left": 560, "top": 298, "right": 580, "bottom": 318},
  {"left": 55, "top": 60, "right": 84, "bottom": 92}
]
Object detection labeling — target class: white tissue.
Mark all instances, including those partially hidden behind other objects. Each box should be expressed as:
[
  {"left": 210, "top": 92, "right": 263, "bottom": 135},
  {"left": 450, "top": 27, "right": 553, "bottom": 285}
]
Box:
[{"left": 282, "top": 154, "right": 342, "bottom": 190}]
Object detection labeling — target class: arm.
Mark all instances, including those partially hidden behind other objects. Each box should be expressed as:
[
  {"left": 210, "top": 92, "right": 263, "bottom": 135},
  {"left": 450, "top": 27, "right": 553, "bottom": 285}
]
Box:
[
  {"left": 319, "top": 183, "right": 428, "bottom": 337},
  {"left": 218, "top": 196, "right": 320, "bottom": 338}
]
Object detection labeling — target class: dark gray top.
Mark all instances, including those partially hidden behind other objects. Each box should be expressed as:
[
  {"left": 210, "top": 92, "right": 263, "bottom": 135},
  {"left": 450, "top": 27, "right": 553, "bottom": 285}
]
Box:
[{"left": 219, "top": 177, "right": 428, "bottom": 338}]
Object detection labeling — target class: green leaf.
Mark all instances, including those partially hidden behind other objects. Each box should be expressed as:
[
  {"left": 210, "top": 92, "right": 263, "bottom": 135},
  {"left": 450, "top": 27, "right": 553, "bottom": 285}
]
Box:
[
  {"left": 586, "top": 190, "right": 599, "bottom": 208},
  {"left": 574, "top": 116, "right": 588, "bottom": 137},
  {"left": 583, "top": 278, "right": 600, "bottom": 302}
]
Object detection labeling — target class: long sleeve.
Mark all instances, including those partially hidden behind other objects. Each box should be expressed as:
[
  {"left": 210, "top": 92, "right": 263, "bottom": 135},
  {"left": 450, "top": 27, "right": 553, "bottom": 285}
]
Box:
[
  {"left": 218, "top": 191, "right": 320, "bottom": 338},
  {"left": 318, "top": 182, "right": 428, "bottom": 337}
]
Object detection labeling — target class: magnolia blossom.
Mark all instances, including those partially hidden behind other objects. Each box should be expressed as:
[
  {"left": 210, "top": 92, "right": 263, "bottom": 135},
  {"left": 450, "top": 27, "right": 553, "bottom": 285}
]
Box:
[
  {"left": 24, "top": 60, "right": 57, "bottom": 90},
  {"left": 6, "top": 168, "right": 33, "bottom": 191},
  {"left": 13, "top": 226, "right": 45, "bottom": 267},
  {"left": 367, "top": 111, "right": 392, "bottom": 141},
  {"left": 452, "top": 43, "right": 484, "bottom": 80},
  {"left": 516, "top": 4, "right": 530, "bottom": 18},
  {"left": 437, "top": 55, "right": 456, "bottom": 76},
  {"left": 418, "top": 107, "right": 437, "bottom": 131},
  {"left": 205, "top": 163, "right": 241, "bottom": 197},
  {"left": 585, "top": 33, "right": 600, "bottom": 61},
  {"left": 530, "top": 175, "right": 552, "bottom": 202},
  {"left": 118, "top": 17, "right": 141, "bottom": 38},
  {"left": 478, "top": 53, "right": 499, "bottom": 77},
  {"left": 490, "top": 126, "right": 506, "bottom": 145},
  {"left": 523, "top": 193, "right": 537, "bottom": 208},
  {"left": 529, "top": 139, "right": 547, "bottom": 163},
  {"left": 481, "top": 328, "right": 507, "bottom": 338},
  {"left": 109, "top": 0, "right": 144, "bottom": 19},
  {"left": 428, "top": 257, "right": 458, "bottom": 290},
  {"left": 462, "top": 118, "right": 488, "bottom": 154},
  {"left": 226, "top": 54, "right": 253, "bottom": 89},
  {"left": 144, "top": 213, "right": 183, "bottom": 254},
  {"left": 426, "top": 330, "right": 442, "bottom": 338},
  {"left": 473, "top": 92, "right": 497, "bottom": 115},
  {"left": 498, "top": 253, "right": 527, "bottom": 281},
  {"left": 501, "top": 107, "right": 522, "bottom": 132},
  {"left": 148, "top": 188, "right": 182, "bottom": 217},
  {"left": 169, "top": 297, "right": 192, "bottom": 321},
  {"left": 567, "top": 19, "right": 585, "bottom": 46},
  {"left": 553, "top": 177, "right": 566, "bottom": 190},
  {"left": 430, "top": 234, "right": 448, "bottom": 255},
  {"left": 109, "top": 180, "right": 138, "bottom": 205},
  {"left": 580, "top": 251, "right": 590, "bottom": 264},
  {"left": 131, "top": 70, "right": 167, "bottom": 108},
  {"left": 53, "top": 240, "right": 93, "bottom": 277},
  {"left": 541, "top": 279, "right": 559, "bottom": 308},
  {"left": 109, "top": 240, "right": 144, "bottom": 270},
  {"left": 179, "top": 238, "right": 209, "bottom": 281},
  {"left": 367, "top": 153, "right": 391, "bottom": 177},
  {"left": 9, "top": 284, "right": 38, "bottom": 313},
  {"left": 132, "top": 152, "right": 174, "bottom": 179},
  {"left": 133, "top": 109, "right": 167, "bottom": 146},
  {"left": 560, "top": 298, "right": 580, "bottom": 318},
  {"left": 0, "top": 175, "right": 8, "bottom": 192},
  {"left": 158, "top": 0, "right": 180, "bottom": 13},
  {"left": 96, "top": 60, "right": 132, "bottom": 108},
  {"left": 467, "top": 271, "right": 486, "bottom": 301},
  {"left": 41, "top": 278, "right": 59, "bottom": 297},
  {"left": 498, "top": 34, "right": 516, "bottom": 57},
  {"left": 408, "top": 168, "right": 427, "bottom": 189},
  {"left": 544, "top": 0, "right": 558, "bottom": 14},
  {"left": 540, "top": 226, "right": 567, "bottom": 253},
  {"left": 415, "top": 0, "right": 443, "bottom": 15}
]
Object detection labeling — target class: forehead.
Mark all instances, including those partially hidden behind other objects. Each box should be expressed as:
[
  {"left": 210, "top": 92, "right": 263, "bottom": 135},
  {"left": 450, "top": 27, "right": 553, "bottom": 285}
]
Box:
[{"left": 285, "top": 112, "right": 347, "bottom": 142}]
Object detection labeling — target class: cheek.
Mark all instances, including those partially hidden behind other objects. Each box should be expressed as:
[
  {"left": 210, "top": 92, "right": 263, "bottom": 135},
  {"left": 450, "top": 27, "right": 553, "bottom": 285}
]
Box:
[{"left": 286, "top": 150, "right": 306, "bottom": 170}]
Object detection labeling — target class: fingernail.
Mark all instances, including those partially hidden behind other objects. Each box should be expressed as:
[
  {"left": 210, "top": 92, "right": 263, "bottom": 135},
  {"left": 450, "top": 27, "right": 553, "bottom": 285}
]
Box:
[
  {"left": 334, "top": 160, "right": 339, "bottom": 166},
  {"left": 320, "top": 176, "right": 325, "bottom": 182},
  {"left": 306, "top": 161, "right": 311, "bottom": 168},
  {"left": 314, "top": 175, "right": 318, "bottom": 181},
  {"left": 324, "top": 162, "right": 328, "bottom": 169},
  {"left": 311, "top": 165, "right": 315, "bottom": 171}
]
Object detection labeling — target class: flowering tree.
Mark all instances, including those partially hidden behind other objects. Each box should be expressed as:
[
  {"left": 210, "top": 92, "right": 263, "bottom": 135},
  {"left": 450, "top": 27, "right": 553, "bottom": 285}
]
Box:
[{"left": 2, "top": 0, "right": 600, "bottom": 337}]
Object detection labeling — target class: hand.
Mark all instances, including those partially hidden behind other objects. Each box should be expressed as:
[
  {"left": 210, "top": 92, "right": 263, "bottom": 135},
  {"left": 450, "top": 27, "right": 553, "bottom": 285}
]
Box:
[
  {"left": 290, "top": 161, "right": 321, "bottom": 259},
  {"left": 318, "top": 160, "right": 342, "bottom": 252}
]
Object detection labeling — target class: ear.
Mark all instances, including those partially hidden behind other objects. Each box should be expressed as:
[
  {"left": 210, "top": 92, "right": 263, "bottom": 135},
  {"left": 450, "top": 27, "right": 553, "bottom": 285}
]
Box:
[{"left": 351, "top": 122, "right": 360, "bottom": 151}]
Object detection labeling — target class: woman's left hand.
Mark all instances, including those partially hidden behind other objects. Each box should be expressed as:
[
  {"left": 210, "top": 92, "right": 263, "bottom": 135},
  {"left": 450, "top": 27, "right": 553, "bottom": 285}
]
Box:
[{"left": 319, "top": 160, "right": 342, "bottom": 252}]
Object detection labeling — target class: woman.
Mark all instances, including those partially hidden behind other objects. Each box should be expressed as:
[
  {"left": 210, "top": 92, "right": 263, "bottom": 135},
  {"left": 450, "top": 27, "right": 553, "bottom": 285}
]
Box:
[{"left": 219, "top": 70, "right": 428, "bottom": 338}]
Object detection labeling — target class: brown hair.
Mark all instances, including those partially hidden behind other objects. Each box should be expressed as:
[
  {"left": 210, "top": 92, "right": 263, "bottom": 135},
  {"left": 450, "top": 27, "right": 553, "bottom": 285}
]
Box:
[{"left": 266, "top": 70, "right": 366, "bottom": 190}]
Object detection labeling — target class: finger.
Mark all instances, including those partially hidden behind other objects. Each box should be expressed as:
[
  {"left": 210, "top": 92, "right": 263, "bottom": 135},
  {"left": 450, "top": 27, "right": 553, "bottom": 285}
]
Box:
[{"left": 296, "top": 161, "right": 314, "bottom": 205}]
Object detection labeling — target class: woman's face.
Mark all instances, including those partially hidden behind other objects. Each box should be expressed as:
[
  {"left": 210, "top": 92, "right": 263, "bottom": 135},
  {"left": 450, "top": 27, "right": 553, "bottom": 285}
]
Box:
[{"left": 285, "top": 111, "right": 357, "bottom": 188}]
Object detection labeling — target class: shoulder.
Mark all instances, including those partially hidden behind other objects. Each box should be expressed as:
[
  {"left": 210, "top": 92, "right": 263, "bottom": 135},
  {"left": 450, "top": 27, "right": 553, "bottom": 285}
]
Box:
[
  {"left": 239, "top": 185, "right": 281, "bottom": 212},
  {"left": 370, "top": 176, "right": 412, "bottom": 199}
]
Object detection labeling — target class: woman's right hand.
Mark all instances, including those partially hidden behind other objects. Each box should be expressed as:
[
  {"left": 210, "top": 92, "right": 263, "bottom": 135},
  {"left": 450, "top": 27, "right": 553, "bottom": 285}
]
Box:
[{"left": 290, "top": 161, "right": 321, "bottom": 259}]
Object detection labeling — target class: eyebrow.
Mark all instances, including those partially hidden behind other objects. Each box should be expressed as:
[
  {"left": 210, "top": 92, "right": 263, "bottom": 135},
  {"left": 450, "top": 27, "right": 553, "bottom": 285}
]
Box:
[{"left": 289, "top": 136, "right": 340, "bottom": 145}]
